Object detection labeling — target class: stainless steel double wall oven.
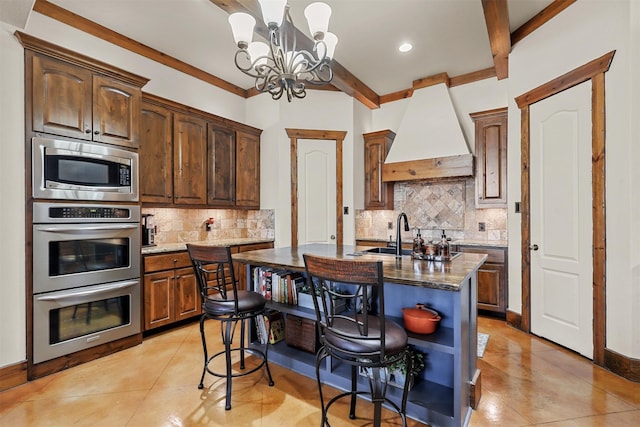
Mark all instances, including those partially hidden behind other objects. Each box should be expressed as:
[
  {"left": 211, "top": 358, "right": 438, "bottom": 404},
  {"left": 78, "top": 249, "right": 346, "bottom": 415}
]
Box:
[{"left": 31, "top": 135, "right": 141, "bottom": 364}]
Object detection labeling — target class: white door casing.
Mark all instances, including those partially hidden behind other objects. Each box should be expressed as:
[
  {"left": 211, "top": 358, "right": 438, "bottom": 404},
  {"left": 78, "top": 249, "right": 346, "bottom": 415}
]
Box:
[
  {"left": 530, "top": 82, "right": 593, "bottom": 358},
  {"left": 297, "top": 139, "right": 337, "bottom": 245}
]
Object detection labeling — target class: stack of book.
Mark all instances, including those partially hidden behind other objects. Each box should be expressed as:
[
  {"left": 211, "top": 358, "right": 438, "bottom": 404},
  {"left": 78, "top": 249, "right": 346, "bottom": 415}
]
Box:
[{"left": 253, "top": 267, "right": 305, "bottom": 305}]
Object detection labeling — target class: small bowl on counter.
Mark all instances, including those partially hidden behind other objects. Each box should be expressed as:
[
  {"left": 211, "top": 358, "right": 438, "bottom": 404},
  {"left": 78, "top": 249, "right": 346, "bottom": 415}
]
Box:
[{"left": 401, "top": 304, "right": 441, "bottom": 334}]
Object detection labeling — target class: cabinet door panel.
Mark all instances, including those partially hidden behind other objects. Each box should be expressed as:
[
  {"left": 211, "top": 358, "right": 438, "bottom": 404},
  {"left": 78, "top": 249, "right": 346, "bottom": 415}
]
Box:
[
  {"left": 93, "top": 75, "right": 141, "bottom": 147},
  {"left": 471, "top": 108, "right": 507, "bottom": 208},
  {"left": 140, "top": 102, "right": 173, "bottom": 203},
  {"left": 207, "top": 124, "right": 236, "bottom": 206},
  {"left": 32, "top": 55, "right": 92, "bottom": 140},
  {"left": 235, "top": 131, "right": 260, "bottom": 208},
  {"left": 478, "top": 265, "right": 501, "bottom": 306},
  {"left": 173, "top": 113, "right": 207, "bottom": 204},
  {"left": 175, "top": 267, "right": 201, "bottom": 321},
  {"left": 144, "top": 270, "right": 174, "bottom": 330},
  {"left": 364, "top": 130, "right": 395, "bottom": 210}
]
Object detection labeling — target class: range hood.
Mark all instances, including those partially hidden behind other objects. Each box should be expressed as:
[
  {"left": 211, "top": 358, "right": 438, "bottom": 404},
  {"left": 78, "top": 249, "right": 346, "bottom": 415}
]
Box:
[{"left": 382, "top": 83, "right": 473, "bottom": 182}]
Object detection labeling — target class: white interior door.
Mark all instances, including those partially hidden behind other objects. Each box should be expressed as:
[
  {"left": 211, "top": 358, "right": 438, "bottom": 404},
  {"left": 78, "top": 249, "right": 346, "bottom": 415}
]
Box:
[
  {"left": 530, "top": 82, "right": 593, "bottom": 358},
  {"left": 297, "top": 139, "right": 336, "bottom": 245}
]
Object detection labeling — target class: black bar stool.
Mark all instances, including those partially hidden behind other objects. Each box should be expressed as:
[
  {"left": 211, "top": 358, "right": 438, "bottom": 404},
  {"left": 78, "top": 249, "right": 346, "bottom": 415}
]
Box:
[
  {"left": 303, "top": 254, "right": 412, "bottom": 427},
  {"left": 187, "top": 244, "right": 274, "bottom": 410}
]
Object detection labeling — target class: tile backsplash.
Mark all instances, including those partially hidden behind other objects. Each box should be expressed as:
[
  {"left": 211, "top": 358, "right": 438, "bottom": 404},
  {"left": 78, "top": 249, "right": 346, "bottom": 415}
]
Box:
[
  {"left": 142, "top": 208, "right": 275, "bottom": 244},
  {"left": 356, "top": 178, "right": 507, "bottom": 243}
]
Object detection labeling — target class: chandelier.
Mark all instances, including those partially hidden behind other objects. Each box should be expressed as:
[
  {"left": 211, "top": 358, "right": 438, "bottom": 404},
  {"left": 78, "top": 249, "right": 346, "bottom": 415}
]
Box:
[{"left": 228, "top": 1, "right": 338, "bottom": 102}]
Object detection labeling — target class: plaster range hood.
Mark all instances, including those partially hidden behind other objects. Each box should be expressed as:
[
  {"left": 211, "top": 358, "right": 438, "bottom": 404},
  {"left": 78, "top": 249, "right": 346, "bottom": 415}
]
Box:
[{"left": 382, "top": 83, "right": 474, "bottom": 182}]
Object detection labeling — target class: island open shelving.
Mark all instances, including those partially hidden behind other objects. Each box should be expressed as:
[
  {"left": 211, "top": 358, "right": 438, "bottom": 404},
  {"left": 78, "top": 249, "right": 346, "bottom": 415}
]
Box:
[{"left": 233, "top": 244, "right": 487, "bottom": 427}]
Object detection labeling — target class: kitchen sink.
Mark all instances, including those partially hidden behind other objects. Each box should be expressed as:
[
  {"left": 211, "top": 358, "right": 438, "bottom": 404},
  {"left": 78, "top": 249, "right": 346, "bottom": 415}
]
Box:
[
  {"left": 361, "top": 247, "right": 412, "bottom": 255},
  {"left": 361, "top": 247, "right": 462, "bottom": 260}
]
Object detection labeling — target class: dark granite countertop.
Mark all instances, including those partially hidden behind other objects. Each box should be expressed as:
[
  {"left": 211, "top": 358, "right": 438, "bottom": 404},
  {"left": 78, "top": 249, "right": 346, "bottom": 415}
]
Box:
[
  {"left": 232, "top": 244, "right": 487, "bottom": 292},
  {"left": 141, "top": 238, "right": 274, "bottom": 255}
]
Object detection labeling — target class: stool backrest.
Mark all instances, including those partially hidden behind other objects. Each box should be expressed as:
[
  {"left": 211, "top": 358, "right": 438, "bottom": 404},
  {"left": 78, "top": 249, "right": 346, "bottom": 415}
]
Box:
[
  {"left": 303, "top": 254, "right": 387, "bottom": 360},
  {"left": 187, "top": 244, "right": 239, "bottom": 311}
]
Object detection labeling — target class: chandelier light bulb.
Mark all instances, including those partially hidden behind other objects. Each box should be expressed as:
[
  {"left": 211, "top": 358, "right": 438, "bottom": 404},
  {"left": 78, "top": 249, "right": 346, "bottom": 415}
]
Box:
[
  {"left": 318, "top": 32, "right": 338, "bottom": 60},
  {"left": 399, "top": 42, "right": 413, "bottom": 53},
  {"left": 228, "top": 13, "right": 256, "bottom": 48},
  {"left": 248, "top": 42, "right": 269, "bottom": 67},
  {"left": 257, "top": 0, "right": 287, "bottom": 29},
  {"left": 304, "top": 2, "right": 332, "bottom": 40}
]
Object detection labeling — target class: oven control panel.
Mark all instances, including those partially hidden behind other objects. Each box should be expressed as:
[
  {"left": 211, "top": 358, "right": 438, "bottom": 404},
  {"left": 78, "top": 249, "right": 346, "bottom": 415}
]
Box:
[
  {"left": 50, "top": 206, "right": 131, "bottom": 219},
  {"left": 33, "top": 202, "right": 141, "bottom": 223}
]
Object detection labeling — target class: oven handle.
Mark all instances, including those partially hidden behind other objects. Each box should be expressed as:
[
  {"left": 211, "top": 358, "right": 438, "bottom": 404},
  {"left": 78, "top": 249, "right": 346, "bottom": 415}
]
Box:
[
  {"left": 37, "top": 224, "right": 139, "bottom": 233},
  {"left": 35, "top": 280, "right": 139, "bottom": 302}
]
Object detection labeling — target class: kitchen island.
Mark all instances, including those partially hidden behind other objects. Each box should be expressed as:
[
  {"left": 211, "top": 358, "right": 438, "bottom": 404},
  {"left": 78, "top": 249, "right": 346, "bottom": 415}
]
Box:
[{"left": 232, "top": 244, "right": 487, "bottom": 427}]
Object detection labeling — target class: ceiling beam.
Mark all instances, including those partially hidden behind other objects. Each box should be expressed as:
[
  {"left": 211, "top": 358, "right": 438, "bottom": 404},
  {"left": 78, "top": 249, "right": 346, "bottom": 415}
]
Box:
[
  {"left": 31, "top": 0, "right": 247, "bottom": 97},
  {"left": 511, "top": 0, "right": 577, "bottom": 46},
  {"left": 481, "top": 0, "right": 510, "bottom": 80},
  {"left": 210, "top": 0, "right": 380, "bottom": 109}
]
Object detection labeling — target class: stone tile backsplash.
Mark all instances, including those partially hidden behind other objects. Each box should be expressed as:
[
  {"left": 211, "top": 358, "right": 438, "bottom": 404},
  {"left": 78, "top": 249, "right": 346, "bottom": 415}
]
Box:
[
  {"left": 356, "top": 178, "right": 507, "bottom": 243},
  {"left": 142, "top": 207, "right": 275, "bottom": 244}
]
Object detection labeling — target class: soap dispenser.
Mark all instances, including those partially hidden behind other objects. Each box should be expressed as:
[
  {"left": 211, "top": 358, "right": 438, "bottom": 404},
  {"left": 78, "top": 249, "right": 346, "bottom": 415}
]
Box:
[
  {"left": 413, "top": 228, "right": 425, "bottom": 255},
  {"left": 439, "top": 229, "right": 450, "bottom": 258}
]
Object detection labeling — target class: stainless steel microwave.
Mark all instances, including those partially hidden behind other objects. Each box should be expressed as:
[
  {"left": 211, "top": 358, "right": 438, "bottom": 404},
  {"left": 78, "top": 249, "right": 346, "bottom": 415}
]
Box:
[{"left": 32, "top": 136, "right": 139, "bottom": 202}]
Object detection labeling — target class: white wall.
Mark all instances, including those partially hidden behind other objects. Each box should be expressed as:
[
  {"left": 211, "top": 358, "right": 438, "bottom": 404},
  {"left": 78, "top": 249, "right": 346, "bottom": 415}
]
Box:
[
  {"left": 0, "top": 22, "right": 27, "bottom": 367},
  {"left": 247, "top": 90, "right": 358, "bottom": 247},
  {"left": 507, "top": 0, "right": 639, "bottom": 357}
]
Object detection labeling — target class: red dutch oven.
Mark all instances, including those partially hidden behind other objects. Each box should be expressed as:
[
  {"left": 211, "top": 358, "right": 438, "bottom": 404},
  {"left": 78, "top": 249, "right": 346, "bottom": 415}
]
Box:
[{"left": 401, "top": 304, "right": 441, "bottom": 334}]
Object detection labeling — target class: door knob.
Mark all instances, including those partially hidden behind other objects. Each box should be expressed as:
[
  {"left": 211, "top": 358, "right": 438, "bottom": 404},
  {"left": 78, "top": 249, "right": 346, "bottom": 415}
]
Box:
[
  {"left": 330, "top": 235, "right": 336, "bottom": 240},
  {"left": 529, "top": 244, "right": 539, "bottom": 251}
]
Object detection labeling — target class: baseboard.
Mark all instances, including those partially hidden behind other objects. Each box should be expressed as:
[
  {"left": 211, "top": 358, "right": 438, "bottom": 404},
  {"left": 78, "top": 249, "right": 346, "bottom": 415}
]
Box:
[
  {"left": 506, "top": 309, "right": 522, "bottom": 330},
  {"left": 469, "top": 368, "right": 482, "bottom": 409},
  {"left": 604, "top": 348, "right": 640, "bottom": 383},
  {"left": 0, "top": 361, "right": 28, "bottom": 392}
]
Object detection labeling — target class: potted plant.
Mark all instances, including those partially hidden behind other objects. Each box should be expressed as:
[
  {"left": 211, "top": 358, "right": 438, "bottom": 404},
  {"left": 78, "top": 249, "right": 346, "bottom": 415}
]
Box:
[{"left": 386, "top": 348, "right": 425, "bottom": 389}]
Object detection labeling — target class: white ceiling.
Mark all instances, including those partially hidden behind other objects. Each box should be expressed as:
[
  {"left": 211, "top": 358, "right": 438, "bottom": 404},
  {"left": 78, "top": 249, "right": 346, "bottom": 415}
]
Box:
[{"left": 45, "top": 0, "right": 554, "bottom": 97}]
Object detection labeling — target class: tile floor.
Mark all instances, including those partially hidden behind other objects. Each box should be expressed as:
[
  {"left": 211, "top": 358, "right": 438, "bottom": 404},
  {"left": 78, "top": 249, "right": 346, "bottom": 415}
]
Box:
[{"left": 1, "top": 316, "right": 639, "bottom": 426}]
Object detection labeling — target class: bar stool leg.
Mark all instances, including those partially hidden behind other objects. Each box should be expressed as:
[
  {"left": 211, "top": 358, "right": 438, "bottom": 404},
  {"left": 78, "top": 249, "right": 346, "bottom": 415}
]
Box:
[
  {"left": 349, "top": 365, "right": 357, "bottom": 419},
  {"left": 224, "top": 319, "right": 233, "bottom": 410},
  {"left": 198, "top": 315, "right": 207, "bottom": 390}
]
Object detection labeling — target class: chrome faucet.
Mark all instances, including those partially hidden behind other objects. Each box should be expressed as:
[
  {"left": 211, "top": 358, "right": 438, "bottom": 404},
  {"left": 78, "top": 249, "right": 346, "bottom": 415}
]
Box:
[{"left": 396, "top": 212, "right": 410, "bottom": 258}]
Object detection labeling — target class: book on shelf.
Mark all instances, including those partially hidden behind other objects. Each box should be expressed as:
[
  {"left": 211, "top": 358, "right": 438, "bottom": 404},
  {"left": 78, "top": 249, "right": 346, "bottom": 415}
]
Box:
[{"left": 264, "top": 310, "right": 285, "bottom": 344}]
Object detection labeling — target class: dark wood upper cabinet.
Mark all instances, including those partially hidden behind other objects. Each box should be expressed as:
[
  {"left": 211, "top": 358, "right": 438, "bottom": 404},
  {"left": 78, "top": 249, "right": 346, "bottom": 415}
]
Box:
[
  {"left": 92, "top": 75, "right": 141, "bottom": 146},
  {"left": 139, "top": 94, "right": 261, "bottom": 208},
  {"left": 235, "top": 130, "right": 261, "bottom": 209},
  {"left": 140, "top": 101, "right": 173, "bottom": 203},
  {"left": 207, "top": 124, "right": 236, "bottom": 207},
  {"left": 31, "top": 55, "right": 93, "bottom": 140},
  {"left": 364, "top": 130, "right": 396, "bottom": 210},
  {"left": 30, "top": 53, "right": 142, "bottom": 149},
  {"left": 470, "top": 108, "right": 508, "bottom": 208},
  {"left": 173, "top": 112, "right": 207, "bottom": 205}
]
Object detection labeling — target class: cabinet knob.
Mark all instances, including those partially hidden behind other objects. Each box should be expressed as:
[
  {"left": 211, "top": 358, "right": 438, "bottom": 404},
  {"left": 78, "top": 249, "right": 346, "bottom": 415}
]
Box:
[
  {"left": 84, "top": 128, "right": 91, "bottom": 134},
  {"left": 94, "top": 130, "right": 100, "bottom": 135},
  {"left": 529, "top": 244, "right": 539, "bottom": 251}
]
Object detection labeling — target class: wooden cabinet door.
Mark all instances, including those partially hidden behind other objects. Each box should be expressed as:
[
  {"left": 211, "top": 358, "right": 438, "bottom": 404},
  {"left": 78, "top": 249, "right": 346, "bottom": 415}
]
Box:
[
  {"left": 174, "top": 267, "right": 201, "bottom": 321},
  {"left": 477, "top": 263, "right": 505, "bottom": 313},
  {"left": 364, "top": 130, "right": 395, "bottom": 210},
  {"left": 32, "top": 55, "right": 93, "bottom": 140},
  {"left": 143, "top": 270, "right": 174, "bottom": 330},
  {"left": 235, "top": 131, "right": 260, "bottom": 208},
  {"left": 140, "top": 102, "right": 173, "bottom": 203},
  {"left": 207, "top": 124, "right": 236, "bottom": 206},
  {"left": 471, "top": 108, "right": 507, "bottom": 208},
  {"left": 92, "top": 75, "right": 141, "bottom": 147},
  {"left": 173, "top": 113, "right": 207, "bottom": 204}
]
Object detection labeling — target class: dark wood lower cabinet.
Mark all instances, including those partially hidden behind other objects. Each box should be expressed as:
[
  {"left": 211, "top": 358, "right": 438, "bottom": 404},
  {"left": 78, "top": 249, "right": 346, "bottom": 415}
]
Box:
[
  {"left": 143, "top": 242, "right": 274, "bottom": 331},
  {"left": 143, "top": 252, "right": 200, "bottom": 331},
  {"left": 454, "top": 245, "right": 507, "bottom": 315}
]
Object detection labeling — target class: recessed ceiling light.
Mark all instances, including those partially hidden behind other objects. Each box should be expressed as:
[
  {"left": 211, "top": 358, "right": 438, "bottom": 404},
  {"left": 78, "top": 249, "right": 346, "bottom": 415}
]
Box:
[{"left": 399, "top": 42, "right": 413, "bottom": 53}]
